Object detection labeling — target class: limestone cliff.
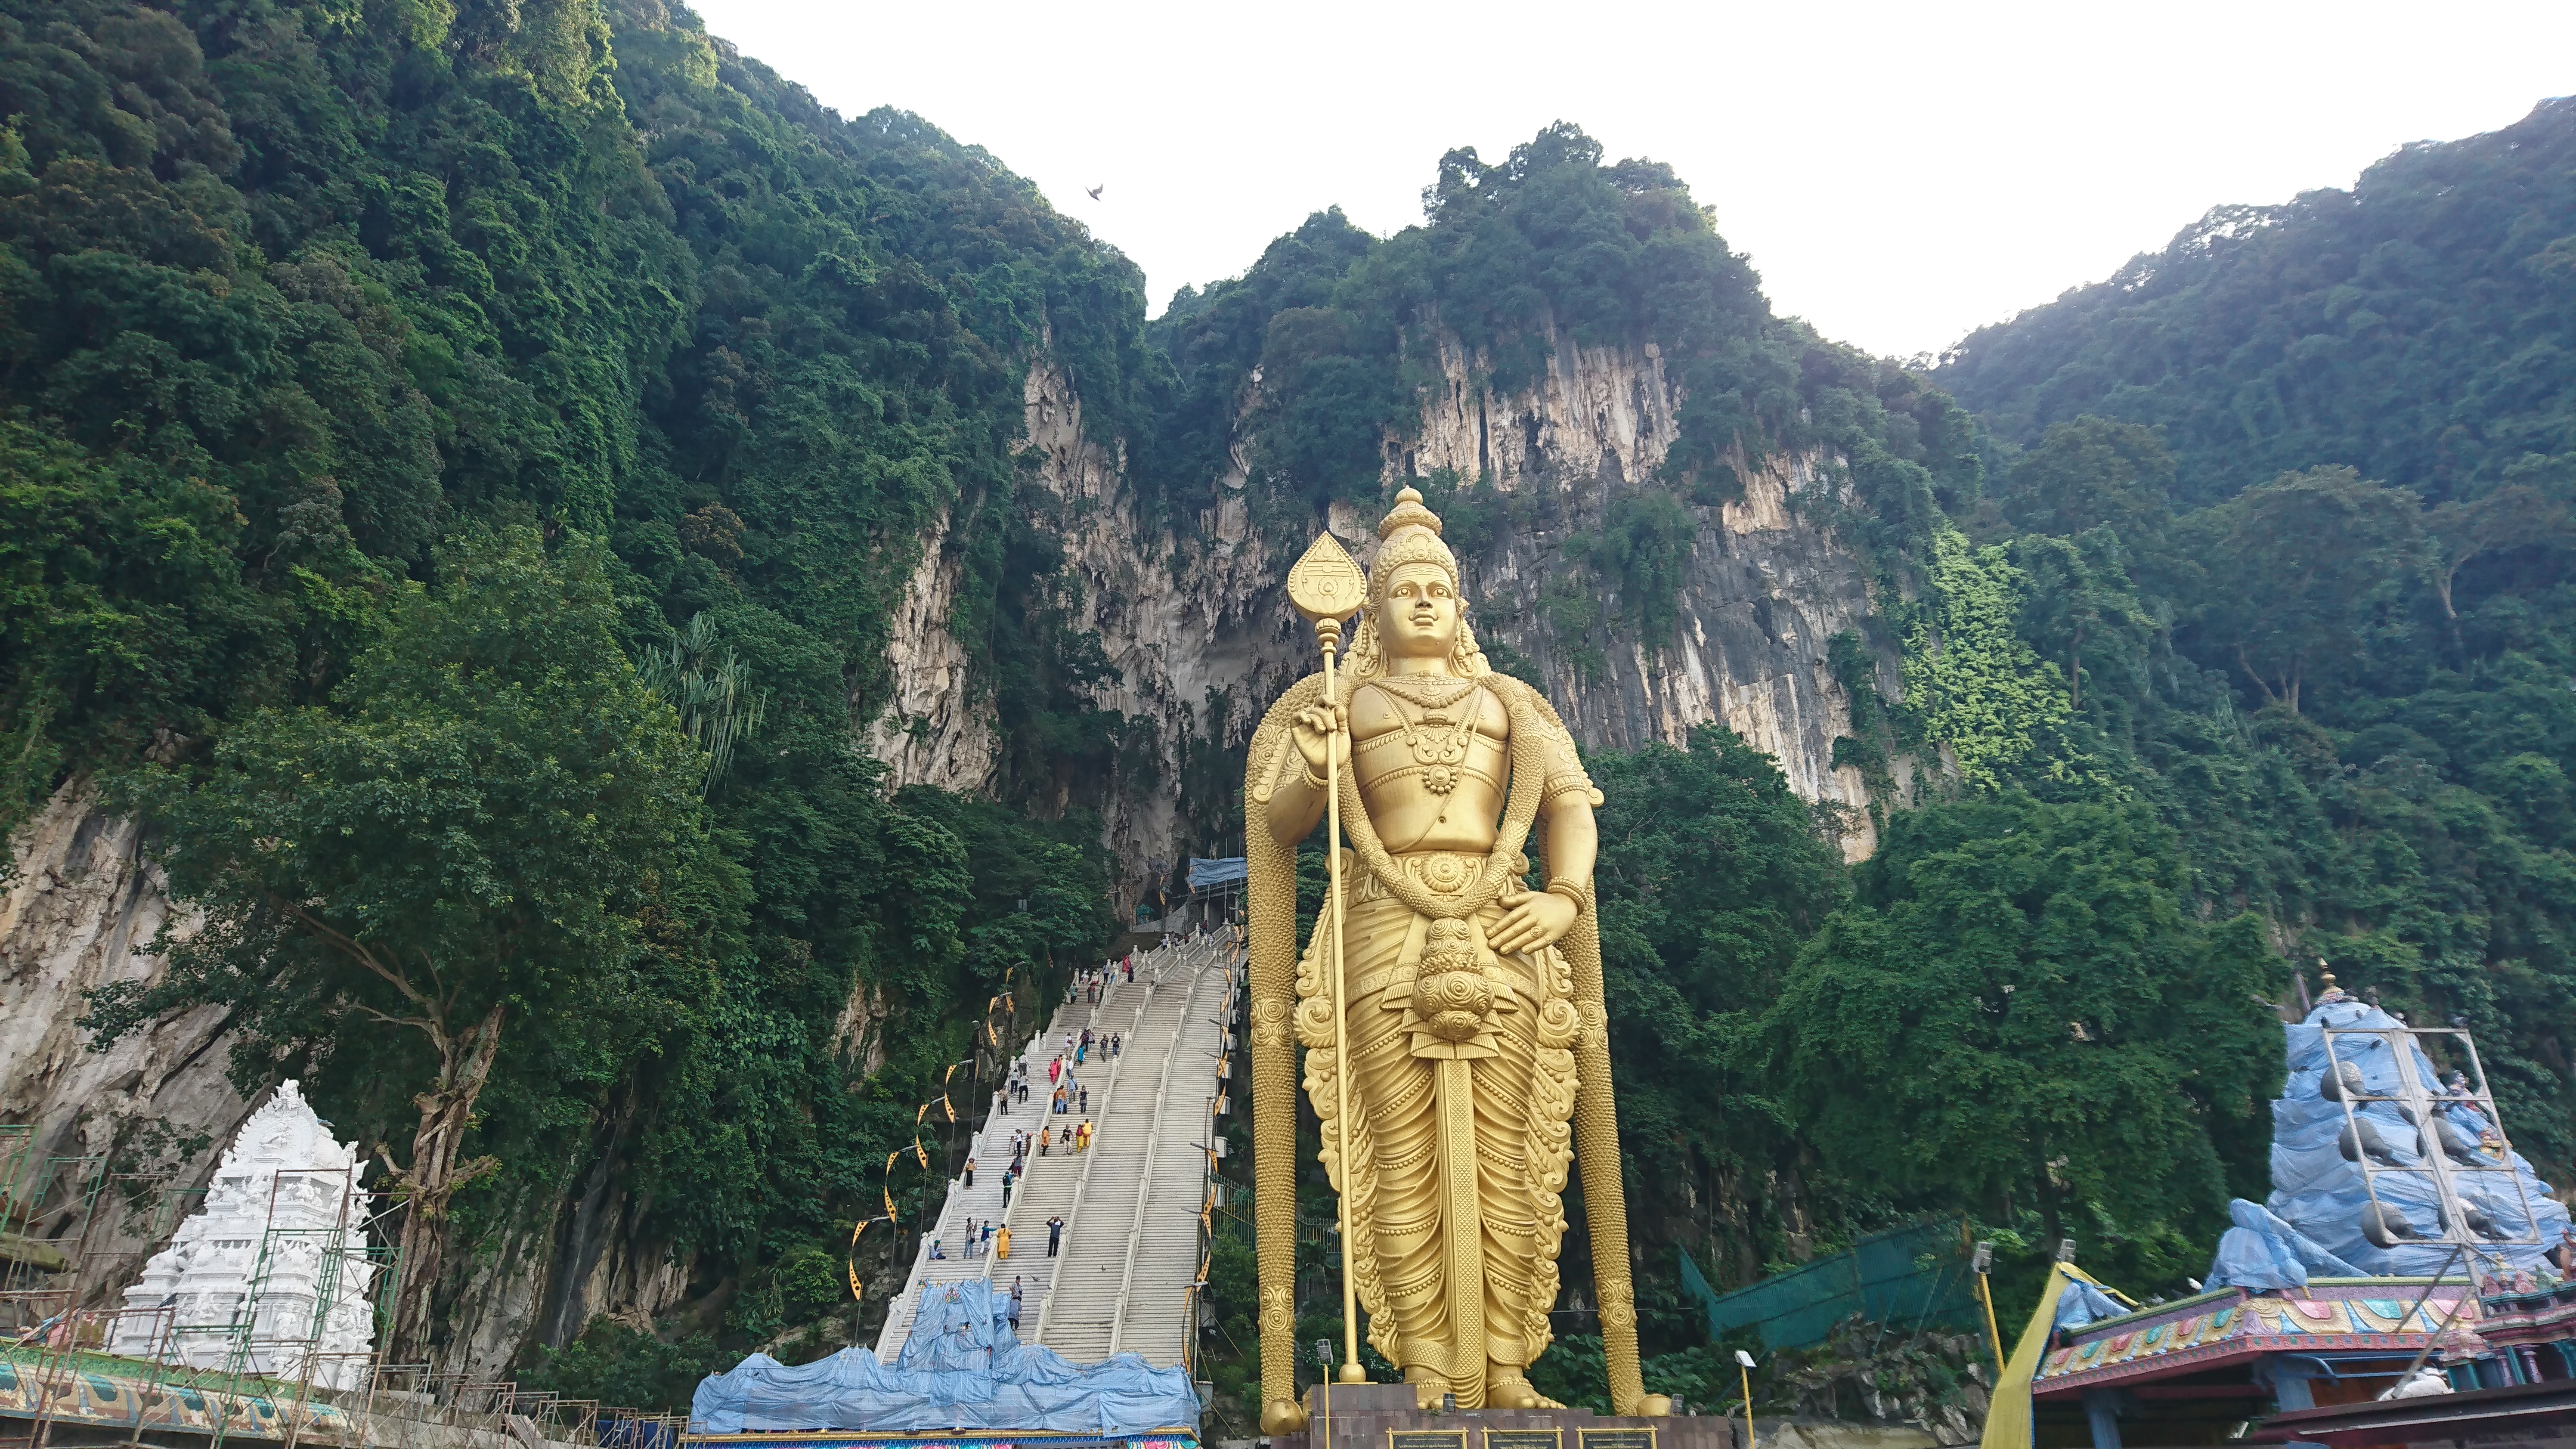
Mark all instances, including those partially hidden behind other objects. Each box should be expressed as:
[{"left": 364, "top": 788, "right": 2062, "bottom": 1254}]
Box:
[
  {"left": 1401, "top": 325, "right": 1902, "bottom": 860},
  {"left": 865, "top": 321, "right": 1903, "bottom": 882},
  {"left": 0, "top": 784, "right": 245, "bottom": 1199}
]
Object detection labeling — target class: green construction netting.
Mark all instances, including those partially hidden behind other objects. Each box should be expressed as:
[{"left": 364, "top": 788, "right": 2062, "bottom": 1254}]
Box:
[{"left": 1678, "top": 1220, "right": 1983, "bottom": 1352}]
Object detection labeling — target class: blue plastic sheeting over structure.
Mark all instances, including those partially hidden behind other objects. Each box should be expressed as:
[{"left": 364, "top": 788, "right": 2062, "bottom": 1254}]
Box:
[
  {"left": 1676, "top": 1220, "right": 1981, "bottom": 1352},
  {"left": 2206, "top": 1198, "right": 2361, "bottom": 1292},
  {"left": 690, "top": 1280, "right": 1201, "bottom": 1435},
  {"left": 2228, "top": 994, "right": 2572, "bottom": 1282},
  {"left": 1186, "top": 858, "right": 1246, "bottom": 890},
  {"left": 2050, "top": 1279, "right": 2131, "bottom": 1332}
]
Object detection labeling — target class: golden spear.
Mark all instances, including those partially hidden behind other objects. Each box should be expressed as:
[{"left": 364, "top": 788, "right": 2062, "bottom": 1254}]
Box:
[{"left": 1286, "top": 530, "right": 1368, "bottom": 1385}]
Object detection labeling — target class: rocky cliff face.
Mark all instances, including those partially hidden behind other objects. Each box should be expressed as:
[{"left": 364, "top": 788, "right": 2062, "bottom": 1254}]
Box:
[
  {"left": 865, "top": 322, "right": 1901, "bottom": 876},
  {"left": 0, "top": 784, "right": 245, "bottom": 1206},
  {"left": 1402, "top": 326, "right": 1900, "bottom": 859}
]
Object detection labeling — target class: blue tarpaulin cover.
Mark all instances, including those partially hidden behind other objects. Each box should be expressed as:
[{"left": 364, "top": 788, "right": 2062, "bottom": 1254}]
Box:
[
  {"left": 690, "top": 1280, "right": 1201, "bottom": 1434},
  {"left": 2211, "top": 993, "right": 2572, "bottom": 1284},
  {"left": 2051, "top": 1279, "right": 2131, "bottom": 1331},
  {"left": 1186, "top": 858, "right": 1246, "bottom": 890},
  {"left": 2205, "top": 1191, "right": 2359, "bottom": 1289},
  {"left": 2206, "top": 1198, "right": 2362, "bottom": 1291}
]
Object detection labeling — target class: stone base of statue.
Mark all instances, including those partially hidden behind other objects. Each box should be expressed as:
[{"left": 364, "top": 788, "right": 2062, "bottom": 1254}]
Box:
[{"left": 1283, "top": 1384, "right": 1735, "bottom": 1449}]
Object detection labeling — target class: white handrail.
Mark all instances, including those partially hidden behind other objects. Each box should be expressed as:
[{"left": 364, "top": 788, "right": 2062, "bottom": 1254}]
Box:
[
  {"left": 982, "top": 944, "right": 1158, "bottom": 1310},
  {"left": 981, "top": 959, "right": 1130, "bottom": 1288},
  {"left": 1107, "top": 940, "right": 1215, "bottom": 1353}
]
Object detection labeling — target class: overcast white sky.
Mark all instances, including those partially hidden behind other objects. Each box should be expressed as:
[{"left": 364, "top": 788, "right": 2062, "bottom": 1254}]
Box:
[{"left": 682, "top": 0, "right": 2576, "bottom": 361}]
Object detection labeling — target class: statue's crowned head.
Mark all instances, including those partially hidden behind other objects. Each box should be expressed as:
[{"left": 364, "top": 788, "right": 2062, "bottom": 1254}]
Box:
[{"left": 1353, "top": 485, "right": 1487, "bottom": 678}]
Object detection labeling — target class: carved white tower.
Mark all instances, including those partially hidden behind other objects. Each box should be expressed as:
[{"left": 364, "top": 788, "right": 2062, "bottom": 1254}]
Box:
[{"left": 111, "top": 1081, "right": 378, "bottom": 1389}]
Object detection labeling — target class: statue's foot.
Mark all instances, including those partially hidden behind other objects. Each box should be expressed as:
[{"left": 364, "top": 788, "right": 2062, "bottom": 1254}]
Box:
[
  {"left": 1486, "top": 1371, "right": 1558, "bottom": 1410},
  {"left": 1262, "top": 1398, "right": 1310, "bottom": 1434},
  {"left": 1635, "top": 1394, "right": 1673, "bottom": 1418}
]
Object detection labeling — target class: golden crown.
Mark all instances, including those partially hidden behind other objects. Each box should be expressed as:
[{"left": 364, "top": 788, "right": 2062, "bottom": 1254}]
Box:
[{"left": 1368, "top": 486, "right": 1458, "bottom": 604}]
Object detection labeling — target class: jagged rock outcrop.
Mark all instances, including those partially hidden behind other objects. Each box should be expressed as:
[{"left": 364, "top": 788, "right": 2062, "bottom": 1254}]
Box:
[
  {"left": 862, "top": 505, "right": 1003, "bottom": 793},
  {"left": 1404, "top": 325, "right": 1898, "bottom": 858},
  {"left": 864, "top": 323, "right": 1901, "bottom": 878},
  {"left": 0, "top": 783, "right": 248, "bottom": 1198}
]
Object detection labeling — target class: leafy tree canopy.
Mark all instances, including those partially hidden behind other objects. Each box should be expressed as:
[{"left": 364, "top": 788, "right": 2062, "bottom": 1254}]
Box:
[
  {"left": 1768, "top": 794, "right": 2282, "bottom": 1253},
  {"left": 86, "top": 524, "right": 738, "bottom": 1354}
]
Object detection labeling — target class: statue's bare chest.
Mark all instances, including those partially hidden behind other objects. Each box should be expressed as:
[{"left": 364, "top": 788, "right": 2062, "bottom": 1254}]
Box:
[{"left": 1347, "top": 680, "right": 1511, "bottom": 808}]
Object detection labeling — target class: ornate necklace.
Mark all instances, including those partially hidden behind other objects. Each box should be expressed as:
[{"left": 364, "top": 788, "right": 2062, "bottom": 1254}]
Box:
[
  {"left": 1369, "top": 678, "right": 1483, "bottom": 803},
  {"left": 1368, "top": 672, "right": 1478, "bottom": 710}
]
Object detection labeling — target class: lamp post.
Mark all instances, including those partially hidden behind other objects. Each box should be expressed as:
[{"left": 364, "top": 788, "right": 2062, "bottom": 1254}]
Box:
[
  {"left": 1315, "top": 1338, "right": 1338, "bottom": 1448},
  {"left": 1734, "top": 1350, "right": 1758, "bottom": 1449},
  {"left": 1973, "top": 1240, "right": 2006, "bottom": 1377}
]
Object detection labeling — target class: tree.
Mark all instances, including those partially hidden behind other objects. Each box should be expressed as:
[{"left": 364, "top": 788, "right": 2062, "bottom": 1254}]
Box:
[
  {"left": 2000, "top": 418, "right": 2176, "bottom": 545},
  {"left": 2184, "top": 467, "right": 2426, "bottom": 713},
  {"left": 1903, "top": 529, "right": 2080, "bottom": 792},
  {"left": 1587, "top": 726, "right": 1848, "bottom": 1284},
  {"left": 2424, "top": 484, "right": 2566, "bottom": 643},
  {"left": 87, "top": 526, "right": 736, "bottom": 1357},
  {"left": 1765, "top": 794, "right": 2282, "bottom": 1252},
  {"left": 2011, "top": 529, "right": 2154, "bottom": 711}
]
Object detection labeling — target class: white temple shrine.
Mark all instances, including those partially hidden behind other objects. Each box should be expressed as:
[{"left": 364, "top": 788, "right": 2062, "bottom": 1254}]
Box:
[{"left": 109, "top": 1080, "right": 380, "bottom": 1389}]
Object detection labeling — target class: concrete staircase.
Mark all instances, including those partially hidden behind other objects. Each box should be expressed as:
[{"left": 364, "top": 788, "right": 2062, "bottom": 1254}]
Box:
[
  {"left": 871, "top": 953, "right": 1142, "bottom": 1362},
  {"left": 1032, "top": 935, "right": 1234, "bottom": 1367},
  {"left": 869, "top": 932, "right": 1238, "bottom": 1372}
]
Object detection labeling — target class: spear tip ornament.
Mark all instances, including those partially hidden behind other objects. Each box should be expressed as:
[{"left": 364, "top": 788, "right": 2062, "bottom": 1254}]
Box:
[{"left": 1286, "top": 532, "right": 1365, "bottom": 624}]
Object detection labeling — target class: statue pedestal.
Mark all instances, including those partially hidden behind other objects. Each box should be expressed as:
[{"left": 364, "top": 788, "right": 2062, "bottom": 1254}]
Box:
[{"left": 1285, "top": 1384, "right": 1738, "bottom": 1449}]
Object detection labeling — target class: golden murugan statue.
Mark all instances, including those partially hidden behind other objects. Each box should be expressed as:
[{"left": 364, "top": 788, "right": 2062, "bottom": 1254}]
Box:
[{"left": 1245, "top": 487, "right": 1663, "bottom": 1428}]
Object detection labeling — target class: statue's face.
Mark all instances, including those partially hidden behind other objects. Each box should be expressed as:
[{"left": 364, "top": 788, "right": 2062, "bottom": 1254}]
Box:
[{"left": 1381, "top": 561, "right": 1460, "bottom": 660}]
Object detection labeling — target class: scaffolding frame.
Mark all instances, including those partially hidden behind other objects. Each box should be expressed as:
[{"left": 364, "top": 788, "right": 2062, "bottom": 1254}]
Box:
[
  {"left": 2324, "top": 1023, "right": 2544, "bottom": 1249},
  {"left": 0, "top": 1138, "right": 412, "bottom": 1449}
]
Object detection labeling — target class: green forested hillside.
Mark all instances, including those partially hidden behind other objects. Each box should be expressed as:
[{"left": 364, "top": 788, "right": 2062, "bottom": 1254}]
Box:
[
  {"left": 1938, "top": 97, "right": 2576, "bottom": 508},
  {"left": 1149, "top": 127, "right": 1982, "bottom": 578},
  {"left": 11, "top": 0, "right": 2576, "bottom": 1419},
  {"left": 1777, "top": 96, "right": 2576, "bottom": 1348},
  {"left": 2, "top": 0, "right": 1135, "bottom": 1364},
  {"left": 1917, "top": 99, "right": 2576, "bottom": 1179}
]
